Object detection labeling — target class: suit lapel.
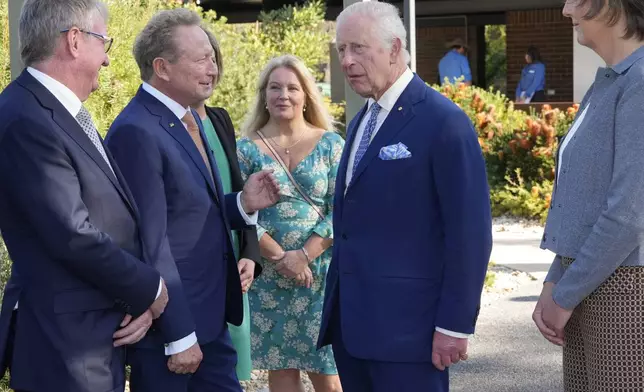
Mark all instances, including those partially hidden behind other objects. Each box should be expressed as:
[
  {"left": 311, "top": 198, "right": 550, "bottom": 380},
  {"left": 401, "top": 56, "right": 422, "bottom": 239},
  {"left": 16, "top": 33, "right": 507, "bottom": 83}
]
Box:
[
  {"left": 138, "top": 89, "right": 220, "bottom": 205},
  {"left": 17, "top": 71, "right": 135, "bottom": 213},
  {"left": 348, "top": 76, "right": 424, "bottom": 189}
]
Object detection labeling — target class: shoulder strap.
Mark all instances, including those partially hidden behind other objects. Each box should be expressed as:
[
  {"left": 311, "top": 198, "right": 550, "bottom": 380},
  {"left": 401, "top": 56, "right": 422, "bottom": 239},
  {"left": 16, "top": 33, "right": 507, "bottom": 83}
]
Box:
[{"left": 256, "top": 130, "right": 326, "bottom": 220}]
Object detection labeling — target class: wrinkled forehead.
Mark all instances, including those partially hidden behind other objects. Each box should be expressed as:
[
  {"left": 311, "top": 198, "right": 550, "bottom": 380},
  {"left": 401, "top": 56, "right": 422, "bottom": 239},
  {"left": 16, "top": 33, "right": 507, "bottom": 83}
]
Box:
[
  {"left": 175, "top": 25, "right": 213, "bottom": 57},
  {"left": 336, "top": 14, "right": 374, "bottom": 45}
]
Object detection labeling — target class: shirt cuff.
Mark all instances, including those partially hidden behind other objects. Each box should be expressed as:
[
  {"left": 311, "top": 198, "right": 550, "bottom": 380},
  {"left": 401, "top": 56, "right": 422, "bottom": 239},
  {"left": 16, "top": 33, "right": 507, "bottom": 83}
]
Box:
[
  {"left": 237, "top": 192, "right": 258, "bottom": 225},
  {"left": 164, "top": 332, "right": 198, "bottom": 356},
  {"left": 155, "top": 278, "right": 163, "bottom": 300},
  {"left": 435, "top": 327, "right": 472, "bottom": 339}
]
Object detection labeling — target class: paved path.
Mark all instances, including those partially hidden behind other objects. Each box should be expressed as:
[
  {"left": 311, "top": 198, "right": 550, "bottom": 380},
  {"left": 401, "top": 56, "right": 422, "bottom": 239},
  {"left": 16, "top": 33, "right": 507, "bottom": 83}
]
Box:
[
  {"left": 451, "top": 230, "right": 563, "bottom": 392},
  {"left": 247, "top": 228, "right": 563, "bottom": 392}
]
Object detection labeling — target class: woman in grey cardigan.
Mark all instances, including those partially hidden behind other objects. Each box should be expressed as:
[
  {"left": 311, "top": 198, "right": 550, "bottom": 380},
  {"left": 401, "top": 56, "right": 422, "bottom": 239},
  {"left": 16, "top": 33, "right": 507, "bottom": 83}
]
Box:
[{"left": 532, "top": 0, "right": 644, "bottom": 390}]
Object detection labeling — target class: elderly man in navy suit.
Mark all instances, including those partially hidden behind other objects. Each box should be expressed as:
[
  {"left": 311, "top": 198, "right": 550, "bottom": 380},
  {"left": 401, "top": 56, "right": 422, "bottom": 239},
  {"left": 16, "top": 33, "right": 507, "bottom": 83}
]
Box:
[
  {"left": 317, "top": 2, "right": 493, "bottom": 392},
  {"left": 0, "top": 1, "right": 170, "bottom": 391},
  {"left": 105, "top": 9, "right": 279, "bottom": 392}
]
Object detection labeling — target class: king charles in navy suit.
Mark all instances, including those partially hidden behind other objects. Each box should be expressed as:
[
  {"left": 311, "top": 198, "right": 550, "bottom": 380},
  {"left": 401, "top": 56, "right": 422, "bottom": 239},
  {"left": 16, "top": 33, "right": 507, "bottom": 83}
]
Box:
[{"left": 317, "top": 3, "right": 493, "bottom": 392}]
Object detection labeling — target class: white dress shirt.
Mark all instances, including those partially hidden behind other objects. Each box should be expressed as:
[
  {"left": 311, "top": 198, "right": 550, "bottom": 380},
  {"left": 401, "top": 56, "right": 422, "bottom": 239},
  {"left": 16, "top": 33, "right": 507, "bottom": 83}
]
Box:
[
  {"left": 345, "top": 68, "right": 414, "bottom": 188},
  {"left": 344, "top": 68, "right": 470, "bottom": 339},
  {"left": 17, "top": 69, "right": 163, "bottom": 311},
  {"left": 141, "top": 83, "right": 257, "bottom": 355}
]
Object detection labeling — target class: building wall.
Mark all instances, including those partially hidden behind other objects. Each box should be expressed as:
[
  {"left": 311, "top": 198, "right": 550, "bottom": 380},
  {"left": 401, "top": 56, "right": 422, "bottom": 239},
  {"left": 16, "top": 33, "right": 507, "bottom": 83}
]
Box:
[
  {"left": 506, "top": 9, "right": 573, "bottom": 102},
  {"left": 416, "top": 25, "right": 480, "bottom": 86}
]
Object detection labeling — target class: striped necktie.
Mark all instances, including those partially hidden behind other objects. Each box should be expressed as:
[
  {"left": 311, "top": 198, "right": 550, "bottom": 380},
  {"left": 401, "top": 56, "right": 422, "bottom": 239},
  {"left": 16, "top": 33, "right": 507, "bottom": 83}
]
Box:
[{"left": 352, "top": 102, "right": 381, "bottom": 176}]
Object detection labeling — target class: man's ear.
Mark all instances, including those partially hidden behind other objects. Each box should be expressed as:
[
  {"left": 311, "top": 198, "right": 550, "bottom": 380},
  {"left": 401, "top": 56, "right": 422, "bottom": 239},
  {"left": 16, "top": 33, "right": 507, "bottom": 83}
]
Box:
[
  {"left": 152, "top": 57, "right": 171, "bottom": 82},
  {"left": 64, "top": 27, "right": 83, "bottom": 59},
  {"left": 390, "top": 37, "right": 402, "bottom": 64}
]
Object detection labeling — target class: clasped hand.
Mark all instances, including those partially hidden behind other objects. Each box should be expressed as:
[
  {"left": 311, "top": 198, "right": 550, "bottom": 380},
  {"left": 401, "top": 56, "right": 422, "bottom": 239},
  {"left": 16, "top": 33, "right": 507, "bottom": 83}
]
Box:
[
  {"left": 532, "top": 282, "right": 572, "bottom": 347},
  {"left": 274, "top": 250, "right": 313, "bottom": 288},
  {"left": 113, "top": 279, "right": 169, "bottom": 347}
]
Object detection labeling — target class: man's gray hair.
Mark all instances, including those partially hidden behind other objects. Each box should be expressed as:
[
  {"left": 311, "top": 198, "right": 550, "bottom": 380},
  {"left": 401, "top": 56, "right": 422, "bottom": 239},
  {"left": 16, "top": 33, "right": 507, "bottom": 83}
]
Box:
[
  {"left": 133, "top": 8, "right": 202, "bottom": 82},
  {"left": 19, "top": 0, "right": 108, "bottom": 66},
  {"left": 336, "top": 1, "right": 411, "bottom": 64}
]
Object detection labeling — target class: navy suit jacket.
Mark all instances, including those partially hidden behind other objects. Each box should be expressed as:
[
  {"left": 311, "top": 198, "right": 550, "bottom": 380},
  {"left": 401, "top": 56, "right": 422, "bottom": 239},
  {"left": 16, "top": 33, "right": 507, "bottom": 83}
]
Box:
[
  {"left": 317, "top": 75, "right": 492, "bottom": 362},
  {"left": 0, "top": 71, "right": 160, "bottom": 391},
  {"left": 106, "top": 88, "right": 249, "bottom": 349}
]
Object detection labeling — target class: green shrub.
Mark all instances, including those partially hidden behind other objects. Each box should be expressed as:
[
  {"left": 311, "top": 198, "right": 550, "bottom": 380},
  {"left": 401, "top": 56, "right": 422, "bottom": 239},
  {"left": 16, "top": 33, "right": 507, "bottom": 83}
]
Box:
[
  {"left": 0, "top": 2, "right": 10, "bottom": 91},
  {"left": 432, "top": 81, "right": 577, "bottom": 221},
  {"left": 490, "top": 170, "right": 554, "bottom": 223},
  {"left": 484, "top": 271, "right": 497, "bottom": 289},
  {"left": 0, "top": 0, "right": 339, "bottom": 135},
  {"left": 0, "top": 237, "right": 9, "bottom": 301}
]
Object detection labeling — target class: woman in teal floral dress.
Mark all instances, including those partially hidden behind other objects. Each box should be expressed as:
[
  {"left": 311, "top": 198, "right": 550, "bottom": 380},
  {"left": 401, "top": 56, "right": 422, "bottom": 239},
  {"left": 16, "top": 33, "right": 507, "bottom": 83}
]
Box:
[{"left": 237, "top": 55, "right": 344, "bottom": 391}]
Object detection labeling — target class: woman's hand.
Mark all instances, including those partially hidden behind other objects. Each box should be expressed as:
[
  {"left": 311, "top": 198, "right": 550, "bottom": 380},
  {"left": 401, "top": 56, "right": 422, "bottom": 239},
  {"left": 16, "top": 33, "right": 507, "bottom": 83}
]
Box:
[
  {"left": 275, "top": 250, "right": 308, "bottom": 278},
  {"left": 295, "top": 266, "right": 313, "bottom": 288}
]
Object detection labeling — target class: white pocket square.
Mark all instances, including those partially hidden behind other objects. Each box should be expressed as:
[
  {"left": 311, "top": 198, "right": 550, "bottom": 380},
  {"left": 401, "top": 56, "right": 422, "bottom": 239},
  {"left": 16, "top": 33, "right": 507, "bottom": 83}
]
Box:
[{"left": 379, "top": 143, "right": 412, "bottom": 160}]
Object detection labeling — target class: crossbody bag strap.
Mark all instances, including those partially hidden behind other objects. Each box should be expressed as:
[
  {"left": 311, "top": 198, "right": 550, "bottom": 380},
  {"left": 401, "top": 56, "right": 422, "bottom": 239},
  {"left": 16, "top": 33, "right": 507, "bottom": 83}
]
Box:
[{"left": 256, "top": 130, "right": 326, "bottom": 220}]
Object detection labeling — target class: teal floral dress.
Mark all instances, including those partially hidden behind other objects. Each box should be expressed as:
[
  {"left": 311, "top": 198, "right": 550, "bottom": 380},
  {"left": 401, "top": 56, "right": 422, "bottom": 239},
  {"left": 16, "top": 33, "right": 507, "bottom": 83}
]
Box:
[{"left": 237, "top": 131, "right": 344, "bottom": 374}]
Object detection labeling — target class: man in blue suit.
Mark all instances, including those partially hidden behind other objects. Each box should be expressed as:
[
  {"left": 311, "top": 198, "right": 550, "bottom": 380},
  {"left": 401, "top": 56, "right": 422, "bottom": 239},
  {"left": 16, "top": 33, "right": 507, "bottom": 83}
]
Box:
[
  {"left": 0, "top": 1, "right": 170, "bottom": 391},
  {"left": 105, "top": 9, "right": 279, "bottom": 392},
  {"left": 317, "top": 3, "right": 492, "bottom": 391}
]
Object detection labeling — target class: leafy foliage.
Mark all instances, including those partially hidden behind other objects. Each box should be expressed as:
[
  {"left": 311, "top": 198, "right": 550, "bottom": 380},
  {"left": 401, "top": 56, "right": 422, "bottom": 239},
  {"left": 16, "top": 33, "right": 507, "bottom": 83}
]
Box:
[
  {"left": 0, "top": 2, "right": 11, "bottom": 90},
  {"left": 485, "top": 25, "right": 506, "bottom": 93},
  {"left": 433, "top": 81, "right": 578, "bottom": 222},
  {"left": 0, "top": 0, "right": 340, "bottom": 135}
]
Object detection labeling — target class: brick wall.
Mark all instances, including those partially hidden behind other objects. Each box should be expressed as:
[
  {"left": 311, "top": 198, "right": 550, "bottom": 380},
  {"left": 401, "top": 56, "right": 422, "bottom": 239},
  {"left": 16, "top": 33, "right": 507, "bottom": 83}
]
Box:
[
  {"left": 416, "top": 25, "right": 480, "bottom": 86},
  {"left": 506, "top": 9, "right": 573, "bottom": 102}
]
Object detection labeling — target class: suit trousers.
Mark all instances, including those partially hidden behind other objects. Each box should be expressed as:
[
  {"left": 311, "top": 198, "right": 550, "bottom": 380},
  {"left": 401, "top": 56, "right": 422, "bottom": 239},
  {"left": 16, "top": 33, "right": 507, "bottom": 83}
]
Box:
[
  {"left": 128, "top": 324, "right": 241, "bottom": 392},
  {"left": 330, "top": 303, "right": 448, "bottom": 392},
  {"left": 562, "top": 262, "right": 644, "bottom": 391}
]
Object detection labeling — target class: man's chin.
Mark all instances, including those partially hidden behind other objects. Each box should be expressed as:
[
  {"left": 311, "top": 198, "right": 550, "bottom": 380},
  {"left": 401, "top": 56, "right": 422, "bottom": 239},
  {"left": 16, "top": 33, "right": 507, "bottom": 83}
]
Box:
[
  {"left": 348, "top": 82, "right": 369, "bottom": 97},
  {"left": 198, "top": 89, "right": 213, "bottom": 102}
]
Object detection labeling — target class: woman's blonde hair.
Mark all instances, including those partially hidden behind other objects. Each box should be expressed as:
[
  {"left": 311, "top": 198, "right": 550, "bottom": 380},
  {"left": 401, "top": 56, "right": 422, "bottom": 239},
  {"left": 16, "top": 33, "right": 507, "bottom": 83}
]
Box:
[{"left": 241, "top": 54, "right": 334, "bottom": 136}]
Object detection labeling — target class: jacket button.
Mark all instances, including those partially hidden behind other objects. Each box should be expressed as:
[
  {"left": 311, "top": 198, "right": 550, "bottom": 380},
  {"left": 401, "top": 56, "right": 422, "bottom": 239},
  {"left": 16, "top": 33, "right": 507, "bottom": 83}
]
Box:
[{"left": 342, "top": 234, "right": 348, "bottom": 240}]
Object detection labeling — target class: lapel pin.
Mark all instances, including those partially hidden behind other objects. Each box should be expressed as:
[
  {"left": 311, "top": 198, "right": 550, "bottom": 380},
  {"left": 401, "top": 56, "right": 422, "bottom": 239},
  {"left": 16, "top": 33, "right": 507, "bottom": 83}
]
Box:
[
  {"left": 398, "top": 106, "right": 403, "bottom": 111},
  {"left": 169, "top": 122, "right": 175, "bottom": 128}
]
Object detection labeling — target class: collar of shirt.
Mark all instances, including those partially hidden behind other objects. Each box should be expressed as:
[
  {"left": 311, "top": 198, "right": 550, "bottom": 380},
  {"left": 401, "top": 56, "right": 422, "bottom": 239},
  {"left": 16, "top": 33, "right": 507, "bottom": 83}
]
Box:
[
  {"left": 27, "top": 67, "right": 82, "bottom": 117},
  {"left": 366, "top": 67, "right": 414, "bottom": 114},
  {"left": 141, "top": 82, "right": 189, "bottom": 122},
  {"left": 611, "top": 45, "right": 644, "bottom": 75}
]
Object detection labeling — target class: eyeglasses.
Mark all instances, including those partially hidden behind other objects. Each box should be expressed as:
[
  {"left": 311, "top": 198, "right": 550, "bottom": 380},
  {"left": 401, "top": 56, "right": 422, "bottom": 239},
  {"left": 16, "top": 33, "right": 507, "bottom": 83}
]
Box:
[{"left": 60, "top": 28, "right": 113, "bottom": 53}]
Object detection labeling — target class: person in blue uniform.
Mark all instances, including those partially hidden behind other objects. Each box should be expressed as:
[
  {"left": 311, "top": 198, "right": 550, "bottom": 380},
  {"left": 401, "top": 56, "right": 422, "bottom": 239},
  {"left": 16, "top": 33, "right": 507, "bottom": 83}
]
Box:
[
  {"left": 516, "top": 46, "right": 546, "bottom": 103},
  {"left": 438, "top": 38, "right": 472, "bottom": 85}
]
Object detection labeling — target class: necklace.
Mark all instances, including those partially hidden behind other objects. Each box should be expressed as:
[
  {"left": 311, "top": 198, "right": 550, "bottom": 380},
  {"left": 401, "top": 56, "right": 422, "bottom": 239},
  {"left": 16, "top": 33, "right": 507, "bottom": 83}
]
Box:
[{"left": 268, "top": 129, "right": 305, "bottom": 154}]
